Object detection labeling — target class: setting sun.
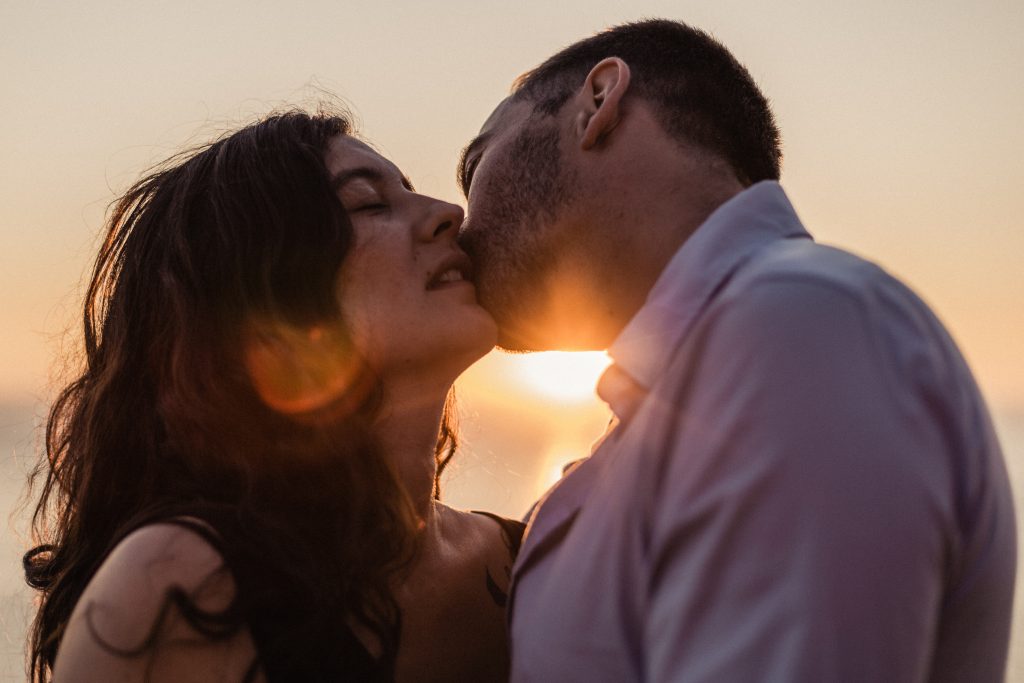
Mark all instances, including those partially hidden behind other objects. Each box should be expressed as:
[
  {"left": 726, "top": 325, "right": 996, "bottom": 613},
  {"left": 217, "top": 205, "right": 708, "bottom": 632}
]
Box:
[{"left": 511, "top": 351, "right": 612, "bottom": 403}]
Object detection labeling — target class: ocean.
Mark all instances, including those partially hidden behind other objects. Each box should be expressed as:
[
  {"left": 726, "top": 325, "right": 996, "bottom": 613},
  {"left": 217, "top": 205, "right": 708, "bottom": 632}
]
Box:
[
  {"left": 2, "top": 402, "right": 1022, "bottom": 681},
  {"left": 0, "top": 403, "right": 40, "bottom": 681}
]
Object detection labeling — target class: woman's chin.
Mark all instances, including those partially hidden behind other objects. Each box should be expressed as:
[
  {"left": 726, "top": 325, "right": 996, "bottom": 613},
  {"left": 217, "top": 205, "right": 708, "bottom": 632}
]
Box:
[{"left": 450, "top": 304, "right": 500, "bottom": 361}]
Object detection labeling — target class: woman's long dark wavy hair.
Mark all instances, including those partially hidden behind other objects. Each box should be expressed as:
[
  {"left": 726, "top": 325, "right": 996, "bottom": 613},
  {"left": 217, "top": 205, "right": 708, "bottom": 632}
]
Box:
[{"left": 23, "top": 109, "right": 459, "bottom": 681}]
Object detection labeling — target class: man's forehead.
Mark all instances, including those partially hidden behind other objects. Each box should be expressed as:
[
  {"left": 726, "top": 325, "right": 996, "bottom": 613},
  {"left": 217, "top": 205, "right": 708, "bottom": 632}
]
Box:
[
  {"left": 478, "top": 96, "right": 531, "bottom": 138},
  {"left": 457, "top": 96, "right": 534, "bottom": 196}
]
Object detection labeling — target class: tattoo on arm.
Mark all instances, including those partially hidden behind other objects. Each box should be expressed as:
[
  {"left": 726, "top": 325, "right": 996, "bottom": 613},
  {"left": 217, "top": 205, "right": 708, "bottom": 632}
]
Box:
[{"left": 485, "top": 569, "right": 509, "bottom": 608}]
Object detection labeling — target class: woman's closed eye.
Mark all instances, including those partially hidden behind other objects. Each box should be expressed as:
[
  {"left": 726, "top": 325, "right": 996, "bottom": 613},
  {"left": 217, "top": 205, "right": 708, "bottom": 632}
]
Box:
[
  {"left": 351, "top": 201, "right": 388, "bottom": 213},
  {"left": 339, "top": 178, "right": 389, "bottom": 213}
]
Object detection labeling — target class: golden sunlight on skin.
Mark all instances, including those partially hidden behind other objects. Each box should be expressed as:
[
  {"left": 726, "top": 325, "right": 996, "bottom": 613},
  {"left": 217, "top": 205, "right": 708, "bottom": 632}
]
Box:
[{"left": 512, "top": 351, "right": 612, "bottom": 403}]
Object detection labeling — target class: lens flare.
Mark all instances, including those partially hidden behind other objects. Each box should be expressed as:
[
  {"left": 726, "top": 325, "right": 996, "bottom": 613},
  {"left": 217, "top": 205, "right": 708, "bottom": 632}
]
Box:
[{"left": 244, "top": 321, "right": 373, "bottom": 421}]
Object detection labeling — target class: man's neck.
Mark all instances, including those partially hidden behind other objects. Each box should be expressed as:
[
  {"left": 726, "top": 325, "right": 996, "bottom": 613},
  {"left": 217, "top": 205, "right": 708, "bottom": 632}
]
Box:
[{"left": 526, "top": 178, "right": 742, "bottom": 352}]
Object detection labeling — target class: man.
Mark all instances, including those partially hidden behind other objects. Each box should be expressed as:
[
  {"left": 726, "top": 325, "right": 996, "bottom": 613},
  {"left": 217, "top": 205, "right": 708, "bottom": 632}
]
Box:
[{"left": 457, "top": 19, "right": 1016, "bottom": 682}]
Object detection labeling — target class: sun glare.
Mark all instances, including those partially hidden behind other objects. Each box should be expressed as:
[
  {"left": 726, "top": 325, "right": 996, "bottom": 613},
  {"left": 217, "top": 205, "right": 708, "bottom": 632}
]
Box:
[{"left": 512, "top": 351, "right": 612, "bottom": 403}]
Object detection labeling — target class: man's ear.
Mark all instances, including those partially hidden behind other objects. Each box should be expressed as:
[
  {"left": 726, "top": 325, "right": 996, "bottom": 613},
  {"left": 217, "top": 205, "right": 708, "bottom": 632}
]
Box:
[{"left": 574, "top": 57, "right": 631, "bottom": 150}]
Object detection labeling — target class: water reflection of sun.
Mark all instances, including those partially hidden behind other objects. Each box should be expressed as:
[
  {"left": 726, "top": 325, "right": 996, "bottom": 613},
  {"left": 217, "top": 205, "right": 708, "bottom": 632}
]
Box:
[
  {"left": 511, "top": 351, "right": 612, "bottom": 403},
  {"left": 449, "top": 351, "right": 615, "bottom": 518}
]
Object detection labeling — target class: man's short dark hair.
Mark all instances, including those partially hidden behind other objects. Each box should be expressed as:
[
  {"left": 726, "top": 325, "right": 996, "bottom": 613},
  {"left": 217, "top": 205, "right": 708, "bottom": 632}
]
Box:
[{"left": 512, "top": 19, "right": 782, "bottom": 184}]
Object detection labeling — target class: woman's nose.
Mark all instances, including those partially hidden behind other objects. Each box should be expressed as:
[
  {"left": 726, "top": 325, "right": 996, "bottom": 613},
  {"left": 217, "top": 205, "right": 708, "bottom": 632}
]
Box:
[{"left": 417, "top": 198, "right": 464, "bottom": 242}]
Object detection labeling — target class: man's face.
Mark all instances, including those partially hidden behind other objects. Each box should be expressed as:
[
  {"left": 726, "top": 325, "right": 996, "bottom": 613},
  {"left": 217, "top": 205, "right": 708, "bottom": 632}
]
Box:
[{"left": 457, "top": 98, "right": 580, "bottom": 350}]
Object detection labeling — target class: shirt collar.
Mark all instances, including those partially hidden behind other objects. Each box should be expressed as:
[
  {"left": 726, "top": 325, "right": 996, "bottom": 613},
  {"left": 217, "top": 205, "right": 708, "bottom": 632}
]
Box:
[{"left": 606, "top": 181, "right": 811, "bottom": 393}]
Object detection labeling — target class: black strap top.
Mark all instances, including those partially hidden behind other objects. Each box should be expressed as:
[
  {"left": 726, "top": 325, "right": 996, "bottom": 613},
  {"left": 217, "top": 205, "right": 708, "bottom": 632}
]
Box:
[
  {"left": 122, "top": 510, "right": 526, "bottom": 682},
  {"left": 472, "top": 509, "right": 527, "bottom": 557}
]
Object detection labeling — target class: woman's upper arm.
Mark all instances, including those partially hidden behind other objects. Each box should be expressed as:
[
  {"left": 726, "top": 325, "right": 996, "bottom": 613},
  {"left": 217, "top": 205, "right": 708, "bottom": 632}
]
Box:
[{"left": 53, "top": 523, "right": 262, "bottom": 683}]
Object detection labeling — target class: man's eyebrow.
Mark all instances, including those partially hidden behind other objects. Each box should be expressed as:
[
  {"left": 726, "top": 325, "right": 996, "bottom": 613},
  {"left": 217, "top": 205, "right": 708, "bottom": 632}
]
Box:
[
  {"left": 330, "top": 167, "right": 415, "bottom": 192},
  {"left": 457, "top": 133, "right": 490, "bottom": 198}
]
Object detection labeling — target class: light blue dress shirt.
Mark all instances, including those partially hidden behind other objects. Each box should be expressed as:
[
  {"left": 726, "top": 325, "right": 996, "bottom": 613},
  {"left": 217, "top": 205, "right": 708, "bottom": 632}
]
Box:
[{"left": 508, "top": 182, "right": 1016, "bottom": 682}]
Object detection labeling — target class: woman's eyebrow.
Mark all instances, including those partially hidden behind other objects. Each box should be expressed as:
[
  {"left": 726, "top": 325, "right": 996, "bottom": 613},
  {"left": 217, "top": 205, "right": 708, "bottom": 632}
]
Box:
[
  {"left": 330, "top": 167, "right": 415, "bottom": 193},
  {"left": 330, "top": 167, "right": 384, "bottom": 192}
]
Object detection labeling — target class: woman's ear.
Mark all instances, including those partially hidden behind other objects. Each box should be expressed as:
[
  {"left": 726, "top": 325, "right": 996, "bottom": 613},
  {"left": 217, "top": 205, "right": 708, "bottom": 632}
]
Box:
[{"left": 573, "top": 57, "right": 632, "bottom": 150}]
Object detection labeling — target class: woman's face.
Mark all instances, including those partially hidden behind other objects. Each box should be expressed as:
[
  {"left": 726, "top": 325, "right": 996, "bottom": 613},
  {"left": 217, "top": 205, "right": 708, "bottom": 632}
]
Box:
[{"left": 325, "top": 135, "right": 497, "bottom": 383}]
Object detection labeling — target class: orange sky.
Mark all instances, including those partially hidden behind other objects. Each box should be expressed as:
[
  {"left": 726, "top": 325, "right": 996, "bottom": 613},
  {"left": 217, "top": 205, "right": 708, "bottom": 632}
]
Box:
[
  {"left": 2, "top": 0, "right": 1022, "bottom": 509},
  {"left": 2, "top": 1, "right": 1021, "bottom": 416},
  {"left": 1, "top": 0, "right": 1021, "bottom": 503}
]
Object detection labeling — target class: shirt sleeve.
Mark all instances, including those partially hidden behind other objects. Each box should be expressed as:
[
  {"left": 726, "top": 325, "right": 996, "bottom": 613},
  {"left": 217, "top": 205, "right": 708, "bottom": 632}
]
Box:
[{"left": 643, "top": 277, "right": 952, "bottom": 682}]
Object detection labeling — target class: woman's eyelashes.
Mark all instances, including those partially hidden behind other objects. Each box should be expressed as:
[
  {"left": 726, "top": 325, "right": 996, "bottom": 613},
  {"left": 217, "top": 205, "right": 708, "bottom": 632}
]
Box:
[
  {"left": 340, "top": 178, "right": 391, "bottom": 214},
  {"left": 344, "top": 193, "right": 389, "bottom": 214},
  {"left": 351, "top": 201, "right": 388, "bottom": 213}
]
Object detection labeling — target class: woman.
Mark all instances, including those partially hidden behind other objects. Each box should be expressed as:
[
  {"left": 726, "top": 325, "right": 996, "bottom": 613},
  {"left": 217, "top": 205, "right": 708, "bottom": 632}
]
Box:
[{"left": 24, "top": 109, "right": 523, "bottom": 682}]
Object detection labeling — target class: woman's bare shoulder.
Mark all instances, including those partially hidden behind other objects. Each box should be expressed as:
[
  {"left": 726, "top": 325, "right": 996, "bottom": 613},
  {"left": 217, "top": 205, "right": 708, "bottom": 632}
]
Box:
[
  {"left": 436, "top": 505, "right": 524, "bottom": 587},
  {"left": 53, "top": 522, "right": 264, "bottom": 682}
]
